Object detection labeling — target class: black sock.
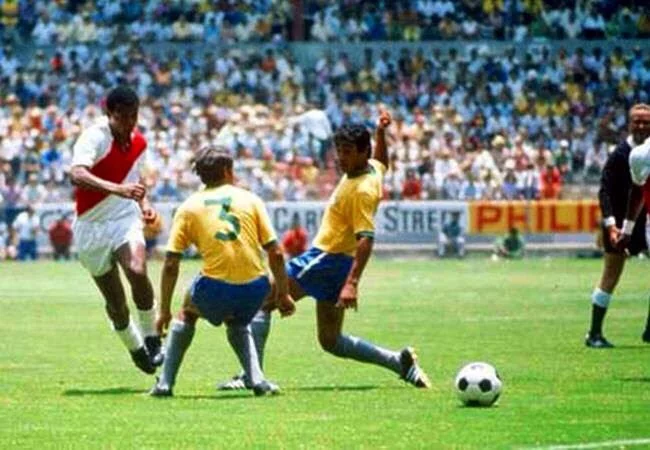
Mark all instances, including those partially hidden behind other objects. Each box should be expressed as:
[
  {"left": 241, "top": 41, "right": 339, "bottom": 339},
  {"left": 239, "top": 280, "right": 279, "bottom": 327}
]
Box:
[
  {"left": 590, "top": 305, "right": 607, "bottom": 337},
  {"left": 645, "top": 298, "right": 650, "bottom": 331}
]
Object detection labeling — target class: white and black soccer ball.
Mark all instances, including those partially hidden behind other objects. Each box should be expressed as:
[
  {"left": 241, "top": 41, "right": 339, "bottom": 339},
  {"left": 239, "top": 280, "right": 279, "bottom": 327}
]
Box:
[{"left": 454, "top": 362, "right": 502, "bottom": 407}]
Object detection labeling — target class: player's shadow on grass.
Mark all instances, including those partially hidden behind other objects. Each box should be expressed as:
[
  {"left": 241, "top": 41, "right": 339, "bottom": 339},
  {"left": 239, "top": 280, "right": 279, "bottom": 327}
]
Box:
[
  {"left": 618, "top": 377, "right": 650, "bottom": 383},
  {"left": 63, "top": 387, "right": 147, "bottom": 396},
  {"left": 289, "top": 385, "right": 394, "bottom": 392},
  {"left": 610, "top": 345, "right": 648, "bottom": 350},
  {"left": 171, "top": 393, "right": 260, "bottom": 401}
]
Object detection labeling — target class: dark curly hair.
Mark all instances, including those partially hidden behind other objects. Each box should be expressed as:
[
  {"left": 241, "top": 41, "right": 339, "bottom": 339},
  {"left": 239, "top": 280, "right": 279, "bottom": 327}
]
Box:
[
  {"left": 192, "top": 146, "right": 233, "bottom": 186},
  {"left": 334, "top": 124, "right": 371, "bottom": 157},
  {"left": 105, "top": 86, "right": 139, "bottom": 113}
]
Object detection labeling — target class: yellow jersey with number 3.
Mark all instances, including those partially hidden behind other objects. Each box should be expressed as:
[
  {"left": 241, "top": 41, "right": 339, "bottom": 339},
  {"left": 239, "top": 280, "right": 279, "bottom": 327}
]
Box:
[
  {"left": 167, "top": 184, "right": 277, "bottom": 283},
  {"left": 313, "top": 159, "right": 386, "bottom": 256}
]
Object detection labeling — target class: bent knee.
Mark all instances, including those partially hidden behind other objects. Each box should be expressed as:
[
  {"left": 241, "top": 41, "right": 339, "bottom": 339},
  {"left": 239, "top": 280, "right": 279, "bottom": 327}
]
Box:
[
  {"left": 318, "top": 334, "right": 339, "bottom": 354},
  {"left": 125, "top": 262, "right": 148, "bottom": 280}
]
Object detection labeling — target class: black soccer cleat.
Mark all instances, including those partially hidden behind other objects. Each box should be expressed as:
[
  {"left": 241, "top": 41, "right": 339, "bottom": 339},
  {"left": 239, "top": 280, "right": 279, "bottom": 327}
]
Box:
[
  {"left": 145, "top": 335, "right": 164, "bottom": 367},
  {"left": 130, "top": 346, "right": 156, "bottom": 374},
  {"left": 584, "top": 333, "right": 614, "bottom": 349},
  {"left": 399, "top": 347, "right": 431, "bottom": 388},
  {"left": 642, "top": 329, "right": 650, "bottom": 343}
]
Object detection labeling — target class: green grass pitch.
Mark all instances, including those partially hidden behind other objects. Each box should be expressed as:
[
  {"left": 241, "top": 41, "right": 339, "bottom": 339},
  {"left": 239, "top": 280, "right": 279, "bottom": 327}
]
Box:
[{"left": 2, "top": 258, "right": 650, "bottom": 449}]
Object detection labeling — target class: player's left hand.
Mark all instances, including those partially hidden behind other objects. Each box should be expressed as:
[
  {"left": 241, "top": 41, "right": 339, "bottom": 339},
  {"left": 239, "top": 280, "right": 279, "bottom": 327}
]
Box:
[
  {"left": 606, "top": 225, "right": 620, "bottom": 247},
  {"left": 336, "top": 282, "right": 358, "bottom": 311},
  {"left": 277, "top": 293, "right": 296, "bottom": 318},
  {"left": 142, "top": 205, "right": 158, "bottom": 224},
  {"left": 156, "top": 310, "right": 172, "bottom": 337},
  {"left": 615, "top": 232, "right": 631, "bottom": 251},
  {"left": 377, "top": 108, "right": 392, "bottom": 130}
]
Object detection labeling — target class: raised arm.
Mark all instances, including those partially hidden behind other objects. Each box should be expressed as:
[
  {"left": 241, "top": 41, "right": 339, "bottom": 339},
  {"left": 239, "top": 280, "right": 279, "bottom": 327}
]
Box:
[{"left": 373, "top": 108, "right": 392, "bottom": 168}]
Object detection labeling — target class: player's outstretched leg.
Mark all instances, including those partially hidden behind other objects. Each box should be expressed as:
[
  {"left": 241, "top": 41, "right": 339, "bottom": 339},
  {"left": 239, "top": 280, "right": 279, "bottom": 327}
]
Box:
[
  {"left": 93, "top": 266, "right": 154, "bottom": 374},
  {"left": 217, "top": 310, "right": 272, "bottom": 391},
  {"left": 316, "top": 302, "right": 431, "bottom": 388},
  {"left": 225, "top": 323, "right": 279, "bottom": 396},
  {"left": 150, "top": 319, "right": 196, "bottom": 397}
]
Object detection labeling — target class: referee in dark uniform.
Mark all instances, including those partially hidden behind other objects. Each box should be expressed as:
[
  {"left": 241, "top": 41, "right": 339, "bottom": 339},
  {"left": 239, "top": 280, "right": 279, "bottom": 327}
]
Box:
[{"left": 586, "top": 104, "right": 650, "bottom": 348}]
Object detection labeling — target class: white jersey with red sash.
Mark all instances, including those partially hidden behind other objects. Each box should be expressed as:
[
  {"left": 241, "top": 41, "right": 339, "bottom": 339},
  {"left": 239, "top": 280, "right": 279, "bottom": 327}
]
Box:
[
  {"left": 72, "top": 117, "right": 147, "bottom": 222},
  {"left": 71, "top": 117, "right": 149, "bottom": 276}
]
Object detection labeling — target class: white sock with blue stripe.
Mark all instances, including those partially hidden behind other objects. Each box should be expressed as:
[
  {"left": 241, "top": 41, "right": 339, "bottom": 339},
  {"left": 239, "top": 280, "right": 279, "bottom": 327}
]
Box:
[
  {"left": 331, "top": 335, "right": 401, "bottom": 374},
  {"left": 227, "top": 324, "right": 264, "bottom": 387},
  {"left": 158, "top": 319, "right": 195, "bottom": 390}
]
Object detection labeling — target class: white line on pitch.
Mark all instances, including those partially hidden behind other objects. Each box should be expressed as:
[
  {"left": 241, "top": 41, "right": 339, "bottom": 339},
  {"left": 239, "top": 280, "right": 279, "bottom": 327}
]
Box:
[{"left": 520, "top": 437, "right": 650, "bottom": 450}]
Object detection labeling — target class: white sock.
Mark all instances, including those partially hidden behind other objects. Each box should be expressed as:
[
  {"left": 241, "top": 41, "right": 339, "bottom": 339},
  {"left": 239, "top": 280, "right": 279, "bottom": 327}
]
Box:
[
  {"left": 137, "top": 307, "right": 157, "bottom": 337},
  {"left": 114, "top": 319, "right": 144, "bottom": 351}
]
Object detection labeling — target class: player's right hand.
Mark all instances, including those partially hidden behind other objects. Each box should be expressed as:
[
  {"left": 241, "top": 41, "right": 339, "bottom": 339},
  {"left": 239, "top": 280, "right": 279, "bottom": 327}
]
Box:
[
  {"left": 156, "top": 310, "right": 172, "bottom": 337},
  {"left": 614, "top": 232, "right": 631, "bottom": 251},
  {"left": 117, "top": 183, "right": 146, "bottom": 201},
  {"left": 377, "top": 107, "right": 392, "bottom": 130},
  {"left": 606, "top": 225, "right": 620, "bottom": 247},
  {"left": 277, "top": 293, "right": 296, "bottom": 318}
]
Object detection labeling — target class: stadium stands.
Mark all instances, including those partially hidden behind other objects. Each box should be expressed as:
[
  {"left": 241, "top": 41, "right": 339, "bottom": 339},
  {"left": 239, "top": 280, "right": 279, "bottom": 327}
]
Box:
[{"left": 0, "top": 2, "right": 649, "bottom": 253}]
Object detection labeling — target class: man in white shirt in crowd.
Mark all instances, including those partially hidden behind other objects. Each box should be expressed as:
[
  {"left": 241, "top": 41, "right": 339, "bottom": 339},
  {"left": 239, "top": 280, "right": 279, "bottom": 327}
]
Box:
[{"left": 12, "top": 203, "right": 40, "bottom": 261}]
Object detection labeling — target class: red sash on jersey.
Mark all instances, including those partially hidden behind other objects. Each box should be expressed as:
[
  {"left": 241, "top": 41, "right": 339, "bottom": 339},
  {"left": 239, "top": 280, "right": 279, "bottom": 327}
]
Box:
[{"left": 75, "top": 132, "right": 147, "bottom": 216}]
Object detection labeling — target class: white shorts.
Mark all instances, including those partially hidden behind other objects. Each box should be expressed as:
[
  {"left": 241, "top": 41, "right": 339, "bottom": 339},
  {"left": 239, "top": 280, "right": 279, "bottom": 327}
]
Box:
[{"left": 74, "top": 215, "right": 144, "bottom": 277}]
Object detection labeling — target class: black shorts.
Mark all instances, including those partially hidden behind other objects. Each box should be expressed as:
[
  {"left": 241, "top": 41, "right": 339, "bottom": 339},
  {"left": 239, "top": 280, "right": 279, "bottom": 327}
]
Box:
[{"left": 602, "top": 219, "right": 647, "bottom": 255}]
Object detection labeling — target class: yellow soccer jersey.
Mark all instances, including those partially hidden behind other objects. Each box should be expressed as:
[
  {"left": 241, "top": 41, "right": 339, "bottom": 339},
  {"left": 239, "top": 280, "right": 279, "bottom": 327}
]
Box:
[
  {"left": 167, "top": 184, "right": 277, "bottom": 283},
  {"left": 313, "top": 159, "right": 386, "bottom": 256}
]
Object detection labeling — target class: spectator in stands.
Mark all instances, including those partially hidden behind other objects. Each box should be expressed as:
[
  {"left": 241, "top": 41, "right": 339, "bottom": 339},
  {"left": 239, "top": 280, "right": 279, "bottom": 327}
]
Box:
[
  {"left": 519, "top": 162, "right": 539, "bottom": 200},
  {"left": 493, "top": 227, "right": 525, "bottom": 260},
  {"left": 540, "top": 157, "right": 562, "bottom": 199},
  {"left": 21, "top": 173, "right": 47, "bottom": 205},
  {"left": 48, "top": 214, "right": 72, "bottom": 261},
  {"left": 501, "top": 160, "right": 519, "bottom": 200},
  {"left": 554, "top": 139, "right": 572, "bottom": 181},
  {"left": 402, "top": 168, "right": 423, "bottom": 200},
  {"left": 0, "top": 220, "right": 15, "bottom": 260},
  {"left": 438, "top": 211, "right": 465, "bottom": 258},
  {"left": 584, "top": 139, "right": 609, "bottom": 182},
  {"left": 281, "top": 216, "right": 308, "bottom": 258},
  {"left": 152, "top": 175, "right": 181, "bottom": 202},
  {"left": 12, "top": 204, "right": 39, "bottom": 261}
]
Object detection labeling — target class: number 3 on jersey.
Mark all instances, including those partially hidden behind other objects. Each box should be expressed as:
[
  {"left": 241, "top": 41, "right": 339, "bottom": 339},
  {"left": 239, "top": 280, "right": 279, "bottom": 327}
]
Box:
[{"left": 205, "top": 197, "right": 240, "bottom": 241}]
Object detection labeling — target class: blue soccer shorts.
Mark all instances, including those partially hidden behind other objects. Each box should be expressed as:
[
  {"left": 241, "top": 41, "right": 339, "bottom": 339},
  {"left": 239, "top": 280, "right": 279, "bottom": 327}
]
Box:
[
  {"left": 190, "top": 275, "right": 270, "bottom": 326},
  {"left": 286, "top": 247, "right": 353, "bottom": 302}
]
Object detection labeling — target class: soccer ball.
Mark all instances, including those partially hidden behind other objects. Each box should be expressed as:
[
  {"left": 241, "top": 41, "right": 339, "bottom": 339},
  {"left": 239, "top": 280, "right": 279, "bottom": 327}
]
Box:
[{"left": 454, "top": 362, "right": 502, "bottom": 407}]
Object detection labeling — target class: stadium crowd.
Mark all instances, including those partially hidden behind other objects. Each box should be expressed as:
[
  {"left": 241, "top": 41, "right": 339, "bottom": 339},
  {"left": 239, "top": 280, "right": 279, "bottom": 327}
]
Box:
[
  {"left": 1, "top": 39, "right": 648, "bottom": 209},
  {"left": 0, "top": 2, "right": 649, "bottom": 260},
  {"left": 1, "top": 0, "right": 649, "bottom": 44}
]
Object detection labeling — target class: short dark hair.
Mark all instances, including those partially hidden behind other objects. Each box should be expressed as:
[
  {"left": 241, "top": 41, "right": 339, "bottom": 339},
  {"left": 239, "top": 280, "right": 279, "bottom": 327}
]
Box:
[
  {"left": 106, "top": 86, "right": 139, "bottom": 112},
  {"left": 334, "top": 124, "right": 371, "bottom": 156},
  {"left": 192, "top": 146, "right": 233, "bottom": 185}
]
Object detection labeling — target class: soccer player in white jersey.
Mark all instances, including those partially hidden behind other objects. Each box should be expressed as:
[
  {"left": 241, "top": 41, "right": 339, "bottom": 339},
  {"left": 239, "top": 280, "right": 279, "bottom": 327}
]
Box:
[{"left": 70, "top": 86, "right": 163, "bottom": 375}]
